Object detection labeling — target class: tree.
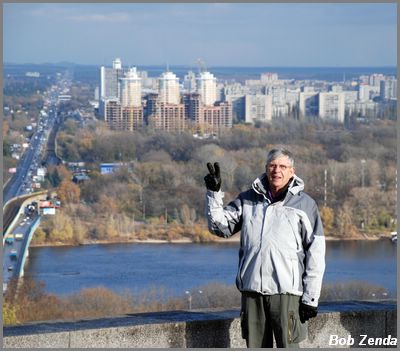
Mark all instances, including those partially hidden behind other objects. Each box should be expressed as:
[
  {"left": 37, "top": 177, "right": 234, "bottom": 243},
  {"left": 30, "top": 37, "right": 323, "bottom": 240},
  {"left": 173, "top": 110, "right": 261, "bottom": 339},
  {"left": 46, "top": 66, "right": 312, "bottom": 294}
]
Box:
[
  {"left": 72, "top": 219, "right": 88, "bottom": 245},
  {"left": 46, "top": 167, "right": 62, "bottom": 187},
  {"left": 47, "top": 212, "right": 74, "bottom": 242},
  {"left": 57, "top": 179, "right": 81, "bottom": 204},
  {"left": 335, "top": 203, "right": 358, "bottom": 237},
  {"left": 180, "top": 204, "right": 193, "bottom": 225},
  {"left": 3, "top": 303, "right": 19, "bottom": 325},
  {"left": 320, "top": 206, "right": 334, "bottom": 235}
]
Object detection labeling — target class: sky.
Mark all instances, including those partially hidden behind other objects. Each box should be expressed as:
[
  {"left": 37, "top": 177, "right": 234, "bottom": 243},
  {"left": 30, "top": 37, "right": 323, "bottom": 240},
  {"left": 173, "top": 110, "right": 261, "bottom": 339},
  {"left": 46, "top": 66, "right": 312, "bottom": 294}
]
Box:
[{"left": 3, "top": 3, "right": 397, "bottom": 67}]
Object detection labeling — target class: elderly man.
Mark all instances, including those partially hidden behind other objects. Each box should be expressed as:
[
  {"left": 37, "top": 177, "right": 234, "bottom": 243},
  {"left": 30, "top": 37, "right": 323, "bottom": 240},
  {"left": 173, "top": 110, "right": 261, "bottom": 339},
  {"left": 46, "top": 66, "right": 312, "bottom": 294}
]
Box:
[{"left": 204, "top": 147, "right": 325, "bottom": 348}]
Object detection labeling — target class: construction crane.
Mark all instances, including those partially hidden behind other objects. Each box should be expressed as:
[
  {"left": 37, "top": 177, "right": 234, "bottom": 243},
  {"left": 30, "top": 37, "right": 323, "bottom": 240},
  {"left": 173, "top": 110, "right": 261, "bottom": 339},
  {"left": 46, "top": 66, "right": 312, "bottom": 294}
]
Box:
[{"left": 196, "top": 58, "right": 207, "bottom": 74}]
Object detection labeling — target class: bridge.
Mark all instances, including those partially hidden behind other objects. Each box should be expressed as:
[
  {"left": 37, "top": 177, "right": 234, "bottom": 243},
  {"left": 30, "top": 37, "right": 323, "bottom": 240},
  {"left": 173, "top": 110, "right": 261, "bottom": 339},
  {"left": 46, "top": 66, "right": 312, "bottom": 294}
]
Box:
[{"left": 3, "top": 193, "right": 47, "bottom": 293}]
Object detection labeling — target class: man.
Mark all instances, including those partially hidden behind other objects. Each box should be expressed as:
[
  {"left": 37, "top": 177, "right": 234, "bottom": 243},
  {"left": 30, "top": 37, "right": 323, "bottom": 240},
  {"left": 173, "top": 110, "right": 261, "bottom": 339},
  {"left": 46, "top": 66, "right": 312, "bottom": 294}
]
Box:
[{"left": 204, "top": 148, "right": 325, "bottom": 348}]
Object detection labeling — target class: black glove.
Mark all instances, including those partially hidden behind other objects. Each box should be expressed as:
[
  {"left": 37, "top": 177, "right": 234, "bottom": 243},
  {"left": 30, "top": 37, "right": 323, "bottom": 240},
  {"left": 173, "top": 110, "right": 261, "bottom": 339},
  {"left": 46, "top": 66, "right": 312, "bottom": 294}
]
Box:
[
  {"left": 299, "top": 302, "right": 318, "bottom": 323},
  {"left": 204, "top": 162, "right": 221, "bottom": 191}
]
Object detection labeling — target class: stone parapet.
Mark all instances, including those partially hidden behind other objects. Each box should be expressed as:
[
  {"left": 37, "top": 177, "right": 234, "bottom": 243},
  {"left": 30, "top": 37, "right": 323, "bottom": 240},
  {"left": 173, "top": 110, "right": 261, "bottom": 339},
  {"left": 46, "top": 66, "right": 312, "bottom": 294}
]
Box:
[{"left": 3, "top": 301, "right": 397, "bottom": 348}]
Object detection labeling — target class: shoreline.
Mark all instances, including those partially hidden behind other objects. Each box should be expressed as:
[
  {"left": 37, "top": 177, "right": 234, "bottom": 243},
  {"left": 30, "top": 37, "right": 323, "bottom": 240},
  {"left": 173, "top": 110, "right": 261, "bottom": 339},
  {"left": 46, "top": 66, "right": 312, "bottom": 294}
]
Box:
[{"left": 30, "top": 234, "right": 392, "bottom": 248}]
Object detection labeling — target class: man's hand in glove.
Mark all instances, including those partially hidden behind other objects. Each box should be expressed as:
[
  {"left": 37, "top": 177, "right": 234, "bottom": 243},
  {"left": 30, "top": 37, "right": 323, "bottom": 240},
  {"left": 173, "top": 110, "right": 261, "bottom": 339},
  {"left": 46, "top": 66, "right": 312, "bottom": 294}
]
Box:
[
  {"left": 204, "top": 162, "right": 221, "bottom": 192},
  {"left": 299, "top": 302, "right": 318, "bottom": 323}
]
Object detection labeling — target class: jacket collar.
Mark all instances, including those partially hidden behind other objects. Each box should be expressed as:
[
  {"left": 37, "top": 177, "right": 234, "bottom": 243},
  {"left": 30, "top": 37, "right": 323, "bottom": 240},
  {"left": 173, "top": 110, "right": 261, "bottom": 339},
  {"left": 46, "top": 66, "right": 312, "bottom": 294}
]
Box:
[{"left": 252, "top": 173, "right": 305, "bottom": 200}]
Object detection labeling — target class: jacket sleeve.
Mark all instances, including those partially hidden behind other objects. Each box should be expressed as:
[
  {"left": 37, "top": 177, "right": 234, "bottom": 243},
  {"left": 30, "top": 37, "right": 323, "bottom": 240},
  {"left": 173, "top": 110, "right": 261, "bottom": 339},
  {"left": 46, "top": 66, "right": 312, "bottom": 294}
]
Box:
[
  {"left": 205, "top": 190, "right": 243, "bottom": 238},
  {"left": 301, "top": 202, "right": 326, "bottom": 307}
]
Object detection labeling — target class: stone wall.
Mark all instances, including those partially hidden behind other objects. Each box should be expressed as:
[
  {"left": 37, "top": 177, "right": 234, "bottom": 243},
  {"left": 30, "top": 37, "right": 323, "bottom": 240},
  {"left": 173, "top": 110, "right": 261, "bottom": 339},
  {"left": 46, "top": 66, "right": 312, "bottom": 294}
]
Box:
[{"left": 3, "top": 301, "right": 397, "bottom": 348}]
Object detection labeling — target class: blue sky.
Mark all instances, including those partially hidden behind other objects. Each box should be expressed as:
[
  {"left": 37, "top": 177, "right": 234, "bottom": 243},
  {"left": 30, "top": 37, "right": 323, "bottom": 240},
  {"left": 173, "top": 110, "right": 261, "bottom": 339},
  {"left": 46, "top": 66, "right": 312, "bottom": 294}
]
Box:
[{"left": 3, "top": 3, "right": 397, "bottom": 67}]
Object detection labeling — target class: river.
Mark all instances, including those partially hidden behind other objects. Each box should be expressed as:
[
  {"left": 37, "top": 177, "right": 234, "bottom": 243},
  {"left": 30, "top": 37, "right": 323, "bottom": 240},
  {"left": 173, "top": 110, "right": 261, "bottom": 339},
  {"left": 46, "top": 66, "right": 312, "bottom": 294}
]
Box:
[{"left": 24, "top": 240, "right": 396, "bottom": 299}]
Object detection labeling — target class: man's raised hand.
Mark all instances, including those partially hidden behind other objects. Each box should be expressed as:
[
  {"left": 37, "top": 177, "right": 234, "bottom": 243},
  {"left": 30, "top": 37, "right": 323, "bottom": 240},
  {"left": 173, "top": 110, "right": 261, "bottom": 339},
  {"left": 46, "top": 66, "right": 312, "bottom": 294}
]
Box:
[{"left": 204, "top": 162, "right": 221, "bottom": 191}]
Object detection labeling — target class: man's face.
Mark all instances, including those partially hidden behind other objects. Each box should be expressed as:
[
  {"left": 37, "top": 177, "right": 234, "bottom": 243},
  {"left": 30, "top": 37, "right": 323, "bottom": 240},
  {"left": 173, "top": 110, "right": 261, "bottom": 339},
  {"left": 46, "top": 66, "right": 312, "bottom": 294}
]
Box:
[{"left": 266, "top": 155, "right": 295, "bottom": 193}]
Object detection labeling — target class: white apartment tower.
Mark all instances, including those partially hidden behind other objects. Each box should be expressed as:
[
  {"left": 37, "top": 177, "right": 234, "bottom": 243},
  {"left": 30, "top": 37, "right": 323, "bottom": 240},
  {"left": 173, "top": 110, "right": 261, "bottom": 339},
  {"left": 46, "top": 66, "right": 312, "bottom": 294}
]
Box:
[
  {"left": 119, "top": 67, "right": 142, "bottom": 107},
  {"left": 113, "top": 58, "right": 122, "bottom": 70},
  {"left": 158, "top": 71, "right": 181, "bottom": 104},
  {"left": 369, "top": 73, "right": 385, "bottom": 87},
  {"left": 100, "top": 58, "right": 123, "bottom": 100},
  {"left": 358, "top": 84, "right": 371, "bottom": 101},
  {"left": 319, "top": 92, "right": 345, "bottom": 123},
  {"left": 244, "top": 94, "right": 273, "bottom": 123},
  {"left": 380, "top": 78, "right": 397, "bottom": 100},
  {"left": 197, "top": 71, "right": 217, "bottom": 106}
]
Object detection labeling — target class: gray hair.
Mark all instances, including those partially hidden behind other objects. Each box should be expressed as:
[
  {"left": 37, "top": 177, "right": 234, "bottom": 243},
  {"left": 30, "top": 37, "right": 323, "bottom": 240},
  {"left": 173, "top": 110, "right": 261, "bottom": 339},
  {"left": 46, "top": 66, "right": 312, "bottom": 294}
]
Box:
[{"left": 266, "top": 148, "right": 295, "bottom": 167}]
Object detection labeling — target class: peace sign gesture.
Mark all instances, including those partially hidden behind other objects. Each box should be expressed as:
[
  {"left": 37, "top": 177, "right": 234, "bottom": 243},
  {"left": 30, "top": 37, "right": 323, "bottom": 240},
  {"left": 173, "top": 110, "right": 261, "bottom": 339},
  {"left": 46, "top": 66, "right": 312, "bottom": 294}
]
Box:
[{"left": 204, "top": 162, "right": 222, "bottom": 191}]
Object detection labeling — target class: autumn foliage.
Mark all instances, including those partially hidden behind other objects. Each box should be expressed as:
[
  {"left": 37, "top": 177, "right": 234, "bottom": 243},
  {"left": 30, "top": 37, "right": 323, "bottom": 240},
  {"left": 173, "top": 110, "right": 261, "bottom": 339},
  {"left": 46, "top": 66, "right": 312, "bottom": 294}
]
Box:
[{"left": 31, "top": 117, "right": 397, "bottom": 246}]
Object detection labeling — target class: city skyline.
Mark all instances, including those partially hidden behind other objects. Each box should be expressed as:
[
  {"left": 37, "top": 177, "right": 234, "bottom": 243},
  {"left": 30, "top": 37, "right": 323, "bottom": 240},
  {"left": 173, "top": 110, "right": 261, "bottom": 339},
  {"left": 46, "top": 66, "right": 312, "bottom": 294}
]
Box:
[{"left": 4, "top": 3, "right": 397, "bottom": 67}]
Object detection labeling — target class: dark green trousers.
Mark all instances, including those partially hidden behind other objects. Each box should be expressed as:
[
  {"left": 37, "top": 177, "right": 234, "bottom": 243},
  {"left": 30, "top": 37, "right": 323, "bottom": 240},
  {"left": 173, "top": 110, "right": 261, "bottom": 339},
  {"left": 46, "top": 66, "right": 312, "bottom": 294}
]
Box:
[{"left": 240, "top": 292, "right": 308, "bottom": 348}]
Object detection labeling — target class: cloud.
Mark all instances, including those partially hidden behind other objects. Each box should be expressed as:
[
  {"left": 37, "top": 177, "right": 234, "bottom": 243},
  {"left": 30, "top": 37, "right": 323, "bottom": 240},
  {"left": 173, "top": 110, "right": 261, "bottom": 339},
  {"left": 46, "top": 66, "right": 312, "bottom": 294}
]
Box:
[
  {"left": 27, "top": 5, "right": 72, "bottom": 18},
  {"left": 66, "top": 12, "right": 131, "bottom": 23}
]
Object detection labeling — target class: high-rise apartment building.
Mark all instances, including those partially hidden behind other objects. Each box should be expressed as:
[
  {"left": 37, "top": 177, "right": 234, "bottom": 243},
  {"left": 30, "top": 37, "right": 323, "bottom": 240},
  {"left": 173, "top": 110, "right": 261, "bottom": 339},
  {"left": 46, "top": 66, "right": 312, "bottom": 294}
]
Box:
[
  {"left": 261, "top": 72, "right": 279, "bottom": 85},
  {"left": 197, "top": 71, "right": 217, "bottom": 106},
  {"left": 119, "top": 67, "right": 142, "bottom": 108},
  {"left": 200, "top": 102, "right": 232, "bottom": 134},
  {"left": 144, "top": 93, "right": 159, "bottom": 124},
  {"left": 184, "top": 93, "right": 201, "bottom": 123},
  {"left": 184, "top": 92, "right": 232, "bottom": 134},
  {"left": 244, "top": 94, "right": 273, "bottom": 123},
  {"left": 99, "top": 58, "right": 125, "bottom": 119},
  {"left": 183, "top": 71, "right": 197, "bottom": 93},
  {"left": 121, "top": 107, "right": 144, "bottom": 131},
  {"left": 100, "top": 58, "right": 124, "bottom": 101},
  {"left": 146, "top": 71, "right": 185, "bottom": 132},
  {"left": 358, "top": 84, "right": 371, "bottom": 101},
  {"left": 223, "top": 83, "right": 249, "bottom": 121},
  {"left": 104, "top": 99, "right": 144, "bottom": 131},
  {"left": 104, "top": 99, "right": 122, "bottom": 130},
  {"left": 150, "top": 103, "right": 185, "bottom": 133},
  {"left": 319, "top": 92, "right": 345, "bottom": 123},
  {"left": 299, "top": 92, "right": 319, "bottom": 117},
  {"left": 158, "top": 71, "right": 180, "bottom": 105},
  {"left": 101, "top": 61, "right": 144, "bottom": 131},
  {"left": 380, "top": 78, "right": 397, "bottom": 101},
  {"left": 113, "top": 58, "right": 122, "bottom": 70},
  {"left": 369, "top": 73, "right": 385, "bottom": 87},
  {"left": 266, "top": 86, "right": 286, "bottom": 106}
]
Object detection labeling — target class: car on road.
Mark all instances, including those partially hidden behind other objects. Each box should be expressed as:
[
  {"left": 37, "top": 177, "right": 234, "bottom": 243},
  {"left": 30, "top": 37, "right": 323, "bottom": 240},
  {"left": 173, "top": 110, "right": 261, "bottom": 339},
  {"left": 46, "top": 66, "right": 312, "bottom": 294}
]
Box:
[
  {"left": 15, "top": 233, "right": 24, "bottom": 241},
  {"left": 7, "top": 265, "right": 13, "bottom": 272},
  {"left": 10, "top": 250, "right": 18, "bottom": 260},
  {"left": 5, "top": 237, "right": 14, "bottom": 245}
]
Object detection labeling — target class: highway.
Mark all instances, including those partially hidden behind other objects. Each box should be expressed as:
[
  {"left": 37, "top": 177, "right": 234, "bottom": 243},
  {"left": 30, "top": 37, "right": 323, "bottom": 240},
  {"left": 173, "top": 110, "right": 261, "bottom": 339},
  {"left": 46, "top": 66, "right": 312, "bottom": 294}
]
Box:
[
  {"left": 3, "top": 107, "right": 56, "bottom": 205},
  {"left": 3, "top": 72, "right": 70, "bottom": 294}
]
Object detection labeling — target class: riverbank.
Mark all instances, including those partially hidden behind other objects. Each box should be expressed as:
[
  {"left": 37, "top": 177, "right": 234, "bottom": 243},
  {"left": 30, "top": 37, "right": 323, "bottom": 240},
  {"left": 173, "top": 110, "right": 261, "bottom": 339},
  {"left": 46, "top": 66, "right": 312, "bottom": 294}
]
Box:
[{"left": 29, "top": 233, "right": 392, "bottom": 248}]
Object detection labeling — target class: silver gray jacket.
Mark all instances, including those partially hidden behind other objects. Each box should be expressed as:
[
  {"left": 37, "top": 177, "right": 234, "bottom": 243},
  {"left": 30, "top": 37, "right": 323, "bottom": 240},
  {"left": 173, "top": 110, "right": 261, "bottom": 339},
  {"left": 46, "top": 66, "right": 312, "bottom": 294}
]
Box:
[{"left": 206, "top": 174, "right": 325, "bottom": 307}]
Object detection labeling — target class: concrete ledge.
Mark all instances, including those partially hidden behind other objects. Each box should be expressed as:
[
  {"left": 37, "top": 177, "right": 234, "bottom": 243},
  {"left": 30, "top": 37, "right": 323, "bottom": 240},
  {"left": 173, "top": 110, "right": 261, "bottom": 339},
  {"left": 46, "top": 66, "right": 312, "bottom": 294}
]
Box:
[{"left": 3, "top": 301, "right": 397, "bottom": 348}]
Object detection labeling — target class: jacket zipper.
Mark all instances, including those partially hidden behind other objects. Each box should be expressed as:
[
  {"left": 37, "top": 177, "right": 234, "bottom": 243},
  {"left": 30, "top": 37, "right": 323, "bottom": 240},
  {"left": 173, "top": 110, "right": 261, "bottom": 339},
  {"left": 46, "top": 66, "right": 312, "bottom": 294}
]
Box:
[{"left": 260, "top": 201, "right": 271, "bottom": 292}]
